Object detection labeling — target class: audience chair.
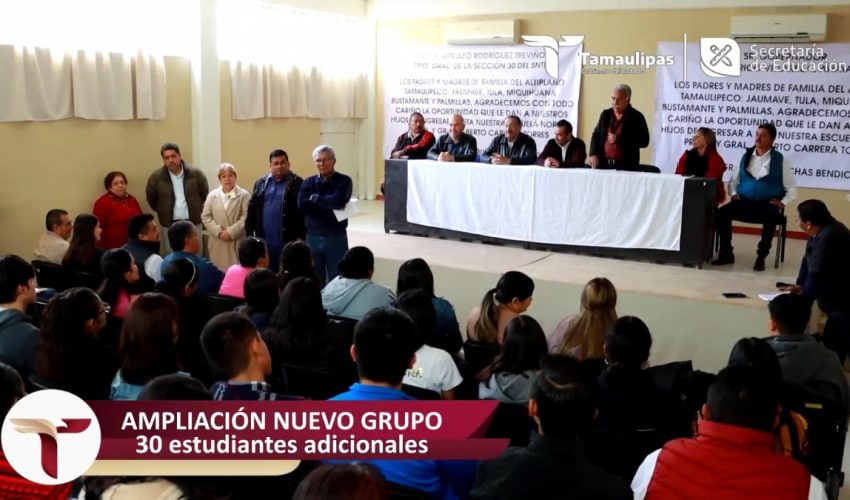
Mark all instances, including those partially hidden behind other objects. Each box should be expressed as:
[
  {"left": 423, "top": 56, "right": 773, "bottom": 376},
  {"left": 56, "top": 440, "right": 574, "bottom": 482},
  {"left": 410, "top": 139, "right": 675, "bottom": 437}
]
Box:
[
  {"left": 205, "top": 294, "right": 246, "bottom": 316},
  {"left": 401, "top": 384, "right": 441, "bottom": 400},
  {"left": 638, "top": 164, "right": 661, "bottom": 173},
  {"left": 31, "top": 260, "right": 67, "bottom": 291},
  {"left": 65, "top": 270, "right": 103, "bottom": 291},
  {"left": 484, "top": 402, "right": 536, "bottom": 447},
  {"left": 282, "top": 363, "right": 355, "bottom": 400},
  {"left": 583, "top": 427, "right": 667, "bottom": 481},
  {"left": 462, "top": 341, "right": 499, "bottom": 375}
]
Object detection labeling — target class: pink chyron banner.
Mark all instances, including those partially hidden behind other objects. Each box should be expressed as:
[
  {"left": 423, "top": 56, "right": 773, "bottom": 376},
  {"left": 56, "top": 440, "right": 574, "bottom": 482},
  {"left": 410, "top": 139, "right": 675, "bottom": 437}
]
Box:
[{"left": 88, "top": 401, "right": 508, "bottom": 462}]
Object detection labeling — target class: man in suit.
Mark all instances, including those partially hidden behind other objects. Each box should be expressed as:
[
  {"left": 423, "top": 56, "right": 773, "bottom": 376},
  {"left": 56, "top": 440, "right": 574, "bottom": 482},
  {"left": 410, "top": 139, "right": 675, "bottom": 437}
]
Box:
[
  {"left": 245, "top": 149, "right": 305, "bottom": 272},
  {"left": 588, "top": 84, "right": 650, "bottom": 170},
  {"left": 536, "top": 119, "right": 587, "bottom": 168},
  {"left": 481, "top": 115, "right": 537, "bottom": 165},
  {"left": 428, "top": 114, "right": 478, "bottom": 163},
  {"left": 390, "top": 112, "right": 435, "bottom": 160}
]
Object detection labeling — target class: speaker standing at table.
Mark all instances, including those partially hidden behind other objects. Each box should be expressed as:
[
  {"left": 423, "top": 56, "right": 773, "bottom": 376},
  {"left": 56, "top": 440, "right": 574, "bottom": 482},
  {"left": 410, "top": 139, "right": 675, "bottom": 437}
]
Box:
[
  {"left": 427, "top": 113, "right": 478, "bottom": 163},
  {"left": 481, "top": 115, "right": 537, "bottom": 165},
  {"left": 587, "top": 84, "right": 650, "bottom": 170},
  {"left": 535, "top": 119, "right": 588, "bottom": 168}
]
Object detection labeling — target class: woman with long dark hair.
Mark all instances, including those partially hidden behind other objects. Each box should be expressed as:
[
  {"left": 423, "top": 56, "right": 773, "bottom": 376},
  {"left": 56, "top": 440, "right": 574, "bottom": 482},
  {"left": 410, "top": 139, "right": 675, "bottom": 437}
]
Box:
[
  {"left": 477, "top": 315, "right": 547, "bottom": 404},
  {"left": 62, "top": 214, "right": 105, "bottom": 276},
  {"left": 278, "top": 240, "right": 319, "bottom": 289},
  {"left": 98, "top": 248, "right": 149, "bottom": 319},
  {"left": 36, "top": 287, "right": 117, "bottom": 400},
  {"left": 467, "top": 271, "right": 535, "bottom": 345}
]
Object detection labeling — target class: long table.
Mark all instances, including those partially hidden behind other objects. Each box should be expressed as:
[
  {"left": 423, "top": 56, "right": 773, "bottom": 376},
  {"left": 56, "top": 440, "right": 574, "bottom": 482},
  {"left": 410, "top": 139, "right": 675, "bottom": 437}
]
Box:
[{"left": 384, "top": 159, "right": 717, "bottom": 267}]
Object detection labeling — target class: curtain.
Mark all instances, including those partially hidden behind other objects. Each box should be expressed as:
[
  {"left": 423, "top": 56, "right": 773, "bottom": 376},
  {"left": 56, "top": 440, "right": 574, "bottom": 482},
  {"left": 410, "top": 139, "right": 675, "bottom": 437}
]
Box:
[
  {"left": 231, "top": 61, "right": 367, "bottom": 120},
  {"left": 0, "top": 44, "right": 166, "bottom": 122}
]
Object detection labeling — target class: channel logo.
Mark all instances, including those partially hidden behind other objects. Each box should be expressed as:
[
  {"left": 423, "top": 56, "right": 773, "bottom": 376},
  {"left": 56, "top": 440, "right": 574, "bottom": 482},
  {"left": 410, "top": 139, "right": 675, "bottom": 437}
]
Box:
[{"left": 1, "top": 390, "right": 101, "bottom": 485}]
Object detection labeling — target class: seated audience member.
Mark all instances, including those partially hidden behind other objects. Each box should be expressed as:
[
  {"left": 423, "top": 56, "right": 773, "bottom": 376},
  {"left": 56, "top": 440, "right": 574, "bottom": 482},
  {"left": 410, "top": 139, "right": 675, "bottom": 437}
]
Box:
[
  {"left": 767, "top": 293, "right": 850, "bottom": 411},
  {"left": 93, "top": 171, "right": 144, "bottom": 249},
  {"left": 264, "top": 277, "right": 355, "bottom": 386},
  {"left": 535, "top": 119, "right": 587, "bottom": 168},
  {"left": 330, "top": 307, "right": 477, "bottom": 498},
  {"left": 219, "top": 237, "right": 269, "bottom": 298},
  {"left": 83, "top": 375, "right": 225, "bottom": 500},
  {"left": 594, "top": 317, "right": 691, "bottom": 441},
  {"left": 35, "top": 288, "right": 116, "bottom": 400},
  {"left": 477, "top": 315, "right": 548, "bottom": 405},
  {"left": 98, "top": 248, "right": 147, "bottom": 319},
  {"left": 471, "top": 355, "right": 632, "bottom": 500},
  {"left": 390, "top": 112, "right": 436, "bottom": 160},
  {"left": 428, "top": 114, "right": 478, "bottom": 163},
  {"left": 278, "top": 240, "right": 320, "bottom": 290},
  {"left": 549, "top": 277, "right": 617, "bottom": 359},
  {"left": 481, "top": 115, "right": 537, "bottom": 165},
  {"left": 397, "top": 290, "right": 463, "bottom": 400},
  {"left": 110, "top": 293, "right": 185, "bottom": 400},
  {"left": 0, "top": 256, "right": 39, "bottom": 380},
  {"left": 0, "top": 362, "right": 76, "bottom": 500},
  {"left": 238, "top": 268, "right": 279, "bottom": 332},
  {"left": 322, "top": 246, "right": 395, "bottom": 320},
  {"left": 631, "top": 364, "right": 826, "bottom": 499},
  {"left": 293, "top": 463, "right": 388, "bottom": 500},
  {"left": 139, "top": 373, "right": 213, "bottom": 401},
  {"left": 161, "top": 220, "right": 224, "bottom": 295},
  {"left": 62, "top": 213, "right": 105, "bottom": 276},
  {"left": 397, "top": 258, "right": 463, "bottom": 356},
  {"left": 713, "top": 122, "right": 798, "bottom": 271},
  {"left": 203, "top": 312, "right": 289, "bottom": 400},
  {"left": 34, "top": 209, "right": 72, "bottom": 264},
  {"left": 122, "top": 213, "right": 163, "bottom": 286},
  {"left": 675, "top": 127, "right": 726, "bottom": 204},
  {"left": 156, "top": 259, "right": 215, "bottom": 385},
  {"left": 467, "top": 271, "right": 535, "bottom": 345}
]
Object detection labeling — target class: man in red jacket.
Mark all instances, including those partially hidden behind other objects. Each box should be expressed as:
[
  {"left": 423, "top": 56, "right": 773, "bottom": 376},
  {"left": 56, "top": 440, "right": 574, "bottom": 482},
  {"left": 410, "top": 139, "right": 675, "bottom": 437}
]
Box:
[
  {"left": 390, "top": 112, "right": 435, "bottom": 160},
  {"left": 631, "top": 364, "right": 826, "bottom": 500}
]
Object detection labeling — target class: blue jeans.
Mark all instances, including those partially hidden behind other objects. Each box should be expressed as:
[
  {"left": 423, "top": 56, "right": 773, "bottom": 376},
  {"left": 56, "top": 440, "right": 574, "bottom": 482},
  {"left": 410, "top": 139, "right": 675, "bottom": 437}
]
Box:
[{"left": 306, "top": 233, "right": 349, "bottom": 285}]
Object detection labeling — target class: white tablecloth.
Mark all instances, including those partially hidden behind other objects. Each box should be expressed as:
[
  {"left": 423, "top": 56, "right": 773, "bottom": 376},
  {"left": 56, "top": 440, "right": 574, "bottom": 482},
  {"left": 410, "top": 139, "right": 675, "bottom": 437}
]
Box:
[{"left": 406, "top": 160, "right": 686, "bottom": 251}]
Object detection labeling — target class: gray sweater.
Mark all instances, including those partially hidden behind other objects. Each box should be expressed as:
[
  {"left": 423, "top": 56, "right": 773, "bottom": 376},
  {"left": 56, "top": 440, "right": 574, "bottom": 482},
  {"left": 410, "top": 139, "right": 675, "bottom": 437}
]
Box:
[{"left": 768, "top": 334, "right": 850, "bottom": 411}]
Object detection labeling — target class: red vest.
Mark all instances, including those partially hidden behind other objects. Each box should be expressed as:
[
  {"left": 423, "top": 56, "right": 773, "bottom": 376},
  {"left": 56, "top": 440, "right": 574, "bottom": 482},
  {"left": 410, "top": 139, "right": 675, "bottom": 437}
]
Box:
[{"left": 647, "top": 420, "right": 811, "bottom": 499}]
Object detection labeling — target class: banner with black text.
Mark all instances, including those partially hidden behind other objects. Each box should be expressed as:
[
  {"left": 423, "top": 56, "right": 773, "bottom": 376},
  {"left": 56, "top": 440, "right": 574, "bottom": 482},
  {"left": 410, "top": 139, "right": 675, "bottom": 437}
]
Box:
[
  {"left": 381, "top": 44, "right": 582, "bottom": 158},
  {"left": 653, "top": 41, "right": 850, "bottom": 190}
]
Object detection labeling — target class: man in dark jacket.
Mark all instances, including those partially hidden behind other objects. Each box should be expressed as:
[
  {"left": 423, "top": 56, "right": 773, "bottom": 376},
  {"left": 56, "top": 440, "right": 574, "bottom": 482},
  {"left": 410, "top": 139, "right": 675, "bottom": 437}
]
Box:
[
  {"left": 536, "top": 119, "right": 587, "bottom": 168},
  {"left": 245, "top": 149, "right": 306, "bottom": 271},
  {"left": 782, "top": 199, "right": 850, "bottom": 364},
  {"left": 122, "top": 214, "right": 163, "bottom": 287},
  {"left": 471, "top": 355, "right": 631, "bottom": 500},
  {"left": 588, "top": 84, "right": 650, "bottom": 170},
  {"left": 428, "top": 114, "right": 479, "bottom": 163},
  {"left": 481, "top": 115, "right": 537, "bottom": 165},
  {"left": 145, "top": 142, "right": 210, "bottom": 254},
  {"left": 0, "top": 255, "right": 39, "bottom": 381}
]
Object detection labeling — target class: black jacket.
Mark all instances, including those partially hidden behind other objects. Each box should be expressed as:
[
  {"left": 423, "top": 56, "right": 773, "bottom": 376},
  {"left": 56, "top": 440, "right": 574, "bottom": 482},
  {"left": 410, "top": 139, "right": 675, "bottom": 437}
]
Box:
[
  {"left": 245, "top": 173, "right": 306, "bottom": 244},
  {"left": 589, "top": 105, "right": 650, "bottom": 167},
  {"left": 481, "top": 133, "right": 537, "bottom": 165}
]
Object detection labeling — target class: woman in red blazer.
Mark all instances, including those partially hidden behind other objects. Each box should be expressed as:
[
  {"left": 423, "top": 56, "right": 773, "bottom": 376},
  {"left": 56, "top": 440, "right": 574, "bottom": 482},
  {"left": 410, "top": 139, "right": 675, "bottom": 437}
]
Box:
[
  {"left": 675, "top": 127, "right": 727, "bottom": 205},
  {"left": 93, "top": 171, "right": 143, "bottom": 249}
]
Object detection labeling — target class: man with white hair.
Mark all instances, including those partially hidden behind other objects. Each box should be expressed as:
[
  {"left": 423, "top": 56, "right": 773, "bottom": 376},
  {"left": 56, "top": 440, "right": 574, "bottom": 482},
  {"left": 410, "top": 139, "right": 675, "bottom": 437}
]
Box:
[
  {"left": 588, "top": 84, "right": 650, "bottom": 170},
  {"left": 298, "top": 145, "right": 353, "bottom": 284}
]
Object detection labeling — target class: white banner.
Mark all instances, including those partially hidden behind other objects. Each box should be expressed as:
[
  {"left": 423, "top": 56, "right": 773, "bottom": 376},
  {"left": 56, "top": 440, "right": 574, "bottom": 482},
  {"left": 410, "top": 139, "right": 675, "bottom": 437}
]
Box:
[
  {"left": 381, "top": 43, "right": 582, "bottom": 158},
  {"left": 653, "top": 41, "right": 850, "bottom": 190}
]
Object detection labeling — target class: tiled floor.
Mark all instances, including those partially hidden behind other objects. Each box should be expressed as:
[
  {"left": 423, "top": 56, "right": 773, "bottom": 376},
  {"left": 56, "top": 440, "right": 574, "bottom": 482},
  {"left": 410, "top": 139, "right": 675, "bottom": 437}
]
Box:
[{"left": 348, "top": 200, "right": 848, "bottom": 498}]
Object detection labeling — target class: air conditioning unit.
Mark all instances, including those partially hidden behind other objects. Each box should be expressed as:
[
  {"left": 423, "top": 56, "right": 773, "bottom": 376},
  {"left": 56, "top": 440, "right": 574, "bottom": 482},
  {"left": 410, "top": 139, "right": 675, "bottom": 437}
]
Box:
[
  {"left": 444, "top": 20, "right": 519, "bottom": 46},
  {"left": 730, "top": 14, "right": 827, "bottom": 43}
]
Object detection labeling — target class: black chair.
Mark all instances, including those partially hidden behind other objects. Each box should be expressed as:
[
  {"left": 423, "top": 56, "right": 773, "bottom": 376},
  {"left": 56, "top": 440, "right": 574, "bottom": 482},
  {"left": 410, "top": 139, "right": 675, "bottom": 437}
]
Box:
[
  {"left": 205, "top": 293, "right": 246, "bottom": 316},
  {"left": 638, "top": 164, "right": 661, "bottom": 173},
  {"left": 66, "top": 270, "right": 104, "bottom": 291},
  {"left": 402, "top": 384, "right": 441, "bottom": 400},
  {"left": 282, "top": 363, "right": 355, "bottom": 400},
  {"left": 583, "top": 427, "right": 667, "bottom": 481},
  {"left": 32, "top": 260, "right": 67, "bottom": 291},
  {"left": 484, "top": 402, "right": 536, "bottom": 447},
  {"left": 713, "top": 207, "right": 787, "bottom": 269},
  {"left": 463, "top": 341, "right": 499, "bottom": 375}
]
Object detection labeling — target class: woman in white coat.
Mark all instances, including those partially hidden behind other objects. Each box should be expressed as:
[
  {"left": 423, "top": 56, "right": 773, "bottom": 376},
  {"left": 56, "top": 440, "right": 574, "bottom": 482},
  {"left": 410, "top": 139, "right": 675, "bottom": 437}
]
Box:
[{"left": 201, "top": 163, "right": 250, "bottom": 270}]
